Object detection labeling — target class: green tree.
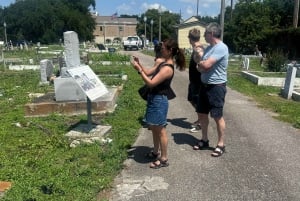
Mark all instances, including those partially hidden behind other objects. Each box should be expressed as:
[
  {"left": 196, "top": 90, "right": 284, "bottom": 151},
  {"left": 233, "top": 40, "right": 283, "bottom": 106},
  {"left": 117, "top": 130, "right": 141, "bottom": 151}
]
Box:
[
  {"left": 136, "top": 9, "right": 181, "bottom": 42},
  {"left": 264, "top": 0, "right": 294, "bottom": 28},
  {"left": 1, "top": 0, "right": 95, "bottom": 44},
  {"left": 224, "top": 0, "right": 275, "bottom": 54}
]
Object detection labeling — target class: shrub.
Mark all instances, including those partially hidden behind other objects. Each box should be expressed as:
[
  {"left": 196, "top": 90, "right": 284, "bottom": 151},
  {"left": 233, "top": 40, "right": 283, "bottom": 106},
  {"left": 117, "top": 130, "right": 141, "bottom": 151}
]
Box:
[{"left": 266, "top": 49, "right": 287, "bottom": 72}]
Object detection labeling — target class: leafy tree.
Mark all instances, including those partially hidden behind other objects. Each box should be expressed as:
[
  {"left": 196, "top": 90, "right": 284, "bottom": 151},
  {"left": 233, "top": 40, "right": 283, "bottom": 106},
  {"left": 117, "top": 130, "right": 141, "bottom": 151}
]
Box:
[
  {"left": 224, "top": 0, "right": 275, "bottom": 54},
  {"left": 264, "top": 0, "right": 294, "bottom": 28},
  {"left": 1, "top": 0, "right": 95, "bottom": 44},
  {"left": 136, "top": 9, "right": 181, "bottom": 42}
]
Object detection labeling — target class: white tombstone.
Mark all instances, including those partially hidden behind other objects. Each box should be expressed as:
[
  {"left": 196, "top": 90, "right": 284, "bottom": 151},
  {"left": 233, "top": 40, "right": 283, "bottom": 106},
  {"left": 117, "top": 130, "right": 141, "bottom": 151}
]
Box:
[
  {"left": 54, "top": 31, "right": 86, "bottom": 101},
  {"left": 64, "top": 31, "right": 80, "bottom": 69},
  {"left": 40, "top": 59, "right": 54, "bottom": 84},
  {"left": 282, "top": 64, "right": 297, "bottom": 99},
  {"left": 242, "top": 57, "right": 250, "bottom": 70}
]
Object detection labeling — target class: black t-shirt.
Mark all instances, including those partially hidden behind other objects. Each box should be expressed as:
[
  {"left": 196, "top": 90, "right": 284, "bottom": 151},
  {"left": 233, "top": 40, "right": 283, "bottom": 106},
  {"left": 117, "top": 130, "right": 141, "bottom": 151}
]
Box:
[{"left": 189, "top": 52, "right": 202, "bottom": 85}]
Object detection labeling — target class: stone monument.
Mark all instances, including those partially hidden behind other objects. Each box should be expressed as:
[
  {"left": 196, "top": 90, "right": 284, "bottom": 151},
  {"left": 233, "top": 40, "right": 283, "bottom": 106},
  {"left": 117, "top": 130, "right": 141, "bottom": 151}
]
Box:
[
  {"left": 282, "top": 64, "right": 297, "bottom": 99},
  {"left": 40, "top": 59, "right": 54, "bottom": 84},
  {"left": 54, "top": 31, "right": 86, "bottom": 101}
]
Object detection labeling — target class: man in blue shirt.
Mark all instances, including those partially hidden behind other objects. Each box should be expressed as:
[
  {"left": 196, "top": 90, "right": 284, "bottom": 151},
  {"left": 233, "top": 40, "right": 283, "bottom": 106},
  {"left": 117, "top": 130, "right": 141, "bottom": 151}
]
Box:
[{"left": 193, "top": 22, "right": 229, "bottom": 157}]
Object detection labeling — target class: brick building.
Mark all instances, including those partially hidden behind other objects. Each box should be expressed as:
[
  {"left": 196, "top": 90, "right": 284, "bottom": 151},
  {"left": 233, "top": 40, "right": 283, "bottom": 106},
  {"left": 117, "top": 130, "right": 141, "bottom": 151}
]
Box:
[{"left": 93, "top": 15, "right": 138, "bottom": 44}]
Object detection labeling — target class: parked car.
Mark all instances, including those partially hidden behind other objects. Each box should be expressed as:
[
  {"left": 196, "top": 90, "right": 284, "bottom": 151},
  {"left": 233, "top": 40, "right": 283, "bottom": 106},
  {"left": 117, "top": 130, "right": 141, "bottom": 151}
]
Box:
[{"left": 123, "top": 36, "right": 142, "bottom": 50}]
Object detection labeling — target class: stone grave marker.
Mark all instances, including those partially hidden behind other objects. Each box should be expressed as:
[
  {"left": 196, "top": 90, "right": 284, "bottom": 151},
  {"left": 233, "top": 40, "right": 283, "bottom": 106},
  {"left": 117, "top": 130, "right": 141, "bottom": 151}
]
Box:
[
  {"left": 282, "top": 64, "right": 297, "bottom": 99},
  {"left": 54, "top": 31, "right": 86, "bottom": 101},
  {"left": 40, "top": 59, "right": 54, "bottom": 84},
  {"left": 242, "top": 56, "right": 250, "bottom": 70}
]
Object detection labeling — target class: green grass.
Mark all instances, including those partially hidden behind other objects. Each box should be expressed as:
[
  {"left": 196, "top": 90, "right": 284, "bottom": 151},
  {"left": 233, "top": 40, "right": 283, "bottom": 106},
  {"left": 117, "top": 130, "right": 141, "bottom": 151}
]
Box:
[
  {"left": 227, "top": 57, "right": 300, "bottom": 129},
  {"left": 0, "top": 51, "right": 146, "bottom": 200},
  {"left": 0, "top": 50, "right": 299, "bottom": 200}
]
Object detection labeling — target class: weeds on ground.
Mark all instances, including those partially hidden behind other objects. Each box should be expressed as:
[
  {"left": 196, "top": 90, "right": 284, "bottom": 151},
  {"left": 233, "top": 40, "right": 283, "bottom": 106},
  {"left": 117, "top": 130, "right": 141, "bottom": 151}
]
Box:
[{"left": 0, "top": 52, "right": 146, "bottom": 200}]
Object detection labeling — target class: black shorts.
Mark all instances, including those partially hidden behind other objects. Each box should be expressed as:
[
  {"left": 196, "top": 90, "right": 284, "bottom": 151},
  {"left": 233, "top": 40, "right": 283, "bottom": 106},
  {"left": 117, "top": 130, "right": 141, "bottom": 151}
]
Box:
[
  {"left": 188, "top": 83, "right": 201, "bottom": 109},
  {"left": 198, "top": 83, "right": 227, "bottom": 118}
]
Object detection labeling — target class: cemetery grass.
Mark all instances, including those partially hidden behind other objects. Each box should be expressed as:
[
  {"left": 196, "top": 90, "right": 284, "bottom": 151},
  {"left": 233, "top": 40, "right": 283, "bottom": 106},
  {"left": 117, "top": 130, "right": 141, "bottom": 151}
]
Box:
[
  {"left": 228, "top": 59, "right": 300, "bottom": 129},
  {"left": 0, "top": 62, "right": 146, "bottom": 200}
]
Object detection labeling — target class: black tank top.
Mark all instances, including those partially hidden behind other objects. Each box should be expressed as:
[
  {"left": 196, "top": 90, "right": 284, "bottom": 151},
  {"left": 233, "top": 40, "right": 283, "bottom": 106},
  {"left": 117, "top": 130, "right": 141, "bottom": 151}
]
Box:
[{"left": 150, "top": 62, "right": 176, "bottom": 99}]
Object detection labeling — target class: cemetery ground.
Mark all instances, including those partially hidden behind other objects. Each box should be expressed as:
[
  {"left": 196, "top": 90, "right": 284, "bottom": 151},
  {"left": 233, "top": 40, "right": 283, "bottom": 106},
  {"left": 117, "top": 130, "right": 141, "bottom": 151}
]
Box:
[{"left": 0, "top": 48, "right": 299, "bottom": 200}]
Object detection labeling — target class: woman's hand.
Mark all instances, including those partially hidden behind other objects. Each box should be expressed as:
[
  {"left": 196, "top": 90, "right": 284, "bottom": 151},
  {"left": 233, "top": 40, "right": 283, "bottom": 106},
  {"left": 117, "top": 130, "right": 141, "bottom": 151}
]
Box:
[{"left": 131, "top": 56, "right": 142, "bottom": 72}]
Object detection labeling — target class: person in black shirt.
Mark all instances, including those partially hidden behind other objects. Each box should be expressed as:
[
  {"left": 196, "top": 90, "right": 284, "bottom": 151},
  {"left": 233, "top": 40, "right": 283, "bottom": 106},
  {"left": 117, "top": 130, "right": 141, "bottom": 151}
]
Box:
[{"left": 187, "top": 28, "right": 204, "bottom": 134}]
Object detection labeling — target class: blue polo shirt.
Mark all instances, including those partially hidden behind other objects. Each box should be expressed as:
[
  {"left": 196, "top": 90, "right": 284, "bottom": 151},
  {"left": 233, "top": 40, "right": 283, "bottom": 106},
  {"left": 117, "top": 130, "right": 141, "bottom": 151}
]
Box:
[{"left": 201, "top": 41, "right": 229, "bottom": 84}]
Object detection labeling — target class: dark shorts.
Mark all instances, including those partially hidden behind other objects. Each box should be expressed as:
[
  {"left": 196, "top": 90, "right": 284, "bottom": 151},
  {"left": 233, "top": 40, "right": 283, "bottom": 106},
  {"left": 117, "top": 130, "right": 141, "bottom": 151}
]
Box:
[
  {"left": 198, "top": 83, "right": 227, "bottom": 118},
  {"left": 188, "top": 83, "right": 201, "bottom": 110}
]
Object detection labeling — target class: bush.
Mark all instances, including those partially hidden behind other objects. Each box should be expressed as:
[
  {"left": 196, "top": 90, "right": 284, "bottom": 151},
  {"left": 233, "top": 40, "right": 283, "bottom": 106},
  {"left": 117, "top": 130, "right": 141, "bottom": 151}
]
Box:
[{"left": 266, "top": 49, "right": 287, "bottom": 72}]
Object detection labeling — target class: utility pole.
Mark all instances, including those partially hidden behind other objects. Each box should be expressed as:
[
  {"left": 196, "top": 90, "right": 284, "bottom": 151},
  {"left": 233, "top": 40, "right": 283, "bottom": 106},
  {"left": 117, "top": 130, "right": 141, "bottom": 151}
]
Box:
[
  {"left": 220, "top": 0, "right": 225, "bottom": 40},
  {"left": 159, "top": 5, "right": 162, "bottom": 42},
  {"left": 293, "top": 0, "right": 299, "bottom": 28},
  {"left": 230, "top": 0, "right": 233, "bottom": 21},
  {"left": 197, "top": 0, "right": 199, "bottom": 16}
]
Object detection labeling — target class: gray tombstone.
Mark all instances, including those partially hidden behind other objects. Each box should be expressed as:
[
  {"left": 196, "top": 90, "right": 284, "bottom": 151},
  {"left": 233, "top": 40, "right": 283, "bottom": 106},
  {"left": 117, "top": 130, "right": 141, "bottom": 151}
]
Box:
[
  {"left": 242, "top": 56, "right": 250, "bottom": 70},
  {"left": 40, "top": 59, "right": 54, "bottom": 84},
  {"left": 64, "top": 31, "right": 80, "bottom": 68},
  {"left": 282, "top": 64, "right": 297, "bottom": 99},
  {"left": 54, "top": 31, "right": 86, "bottom": 101}
]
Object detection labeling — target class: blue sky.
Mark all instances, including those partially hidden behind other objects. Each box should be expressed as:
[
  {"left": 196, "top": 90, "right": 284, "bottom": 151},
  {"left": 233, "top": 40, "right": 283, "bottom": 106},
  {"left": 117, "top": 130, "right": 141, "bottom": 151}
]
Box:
[{"left": 1, "top": 0, "right": 235, "bottom": 20}]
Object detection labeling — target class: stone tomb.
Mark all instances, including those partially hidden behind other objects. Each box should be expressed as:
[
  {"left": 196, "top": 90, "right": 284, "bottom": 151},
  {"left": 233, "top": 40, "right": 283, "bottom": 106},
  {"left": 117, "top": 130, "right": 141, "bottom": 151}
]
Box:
[
  {"left": 25, "top": 30, "right": 119, "bottom": 117},
  {"left": 54, "top": 31, "right": 86, "bottom": 101}
]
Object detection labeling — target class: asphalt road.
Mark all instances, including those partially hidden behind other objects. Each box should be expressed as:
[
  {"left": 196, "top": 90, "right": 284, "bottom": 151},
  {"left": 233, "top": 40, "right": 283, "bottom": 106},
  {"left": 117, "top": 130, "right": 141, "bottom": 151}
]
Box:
[{"left": 109, "top": 51, "right": 300, "bottom": 201}]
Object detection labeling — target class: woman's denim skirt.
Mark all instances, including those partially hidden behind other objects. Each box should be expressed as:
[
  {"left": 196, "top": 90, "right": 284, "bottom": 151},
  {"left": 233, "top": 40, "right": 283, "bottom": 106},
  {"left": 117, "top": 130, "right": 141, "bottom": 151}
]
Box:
[{"left": 144, "top": 94, "right": 168, "bottom": 127}]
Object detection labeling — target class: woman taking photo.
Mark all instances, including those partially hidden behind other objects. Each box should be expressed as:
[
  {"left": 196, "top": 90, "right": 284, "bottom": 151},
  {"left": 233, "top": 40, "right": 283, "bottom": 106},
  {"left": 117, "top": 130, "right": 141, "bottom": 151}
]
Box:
[{"left": 131, "top": 38, "right": 186, "bottom": 169}]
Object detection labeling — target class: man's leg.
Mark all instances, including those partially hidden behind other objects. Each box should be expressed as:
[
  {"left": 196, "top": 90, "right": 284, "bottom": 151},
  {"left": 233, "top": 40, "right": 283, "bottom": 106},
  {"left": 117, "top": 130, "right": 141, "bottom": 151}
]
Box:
[
  {"left": 199, "top": 113, "right": 209, "bottom": 141},
  {"left": 214, "top": 117, "right": 225, "bottom": 147}
]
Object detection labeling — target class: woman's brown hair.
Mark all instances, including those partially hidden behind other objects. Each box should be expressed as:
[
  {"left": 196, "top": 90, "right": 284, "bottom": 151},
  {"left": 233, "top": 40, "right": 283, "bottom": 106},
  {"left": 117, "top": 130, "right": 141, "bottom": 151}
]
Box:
[{"left": 163, "top": 38, "right": 186, "bottom": 71}]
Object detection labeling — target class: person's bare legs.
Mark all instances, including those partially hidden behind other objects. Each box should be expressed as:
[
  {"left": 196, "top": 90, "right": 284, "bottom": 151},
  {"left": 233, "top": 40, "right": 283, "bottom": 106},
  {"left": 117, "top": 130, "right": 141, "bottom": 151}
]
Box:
[
  {"left": 214, "top": 117, "right": 225, "bottom": 147},
  {"left": 152, "top": 126, "right": 167, "bottom": 161},
  {"left": 149, "top": 126, "right": 160, "bottom": 154},
  {"left": 150, "top": 126, "right": 168, "bottom": 167}
]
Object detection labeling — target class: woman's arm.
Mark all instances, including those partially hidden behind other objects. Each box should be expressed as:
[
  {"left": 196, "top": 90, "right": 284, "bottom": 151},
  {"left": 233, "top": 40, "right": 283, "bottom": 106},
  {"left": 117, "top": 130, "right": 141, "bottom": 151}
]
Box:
[
  {"left": 131, "top": 56, "right": 160, "bottom": 76},
  {"left": 141, "top": 64, "right": 173, "bottom": 88}
]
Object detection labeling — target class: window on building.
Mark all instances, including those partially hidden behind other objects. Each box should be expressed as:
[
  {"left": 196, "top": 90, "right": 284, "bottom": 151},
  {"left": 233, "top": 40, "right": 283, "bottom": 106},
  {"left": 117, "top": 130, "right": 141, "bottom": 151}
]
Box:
[{"left": 100, "top": 26, "right": 103, "bottom": 31}]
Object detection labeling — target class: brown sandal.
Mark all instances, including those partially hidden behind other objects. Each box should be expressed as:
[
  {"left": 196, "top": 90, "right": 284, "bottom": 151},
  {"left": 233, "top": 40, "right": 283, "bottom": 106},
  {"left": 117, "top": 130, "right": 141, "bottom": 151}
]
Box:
[{"left": 150, "top": 158, "right": 169, "bottom": 169}]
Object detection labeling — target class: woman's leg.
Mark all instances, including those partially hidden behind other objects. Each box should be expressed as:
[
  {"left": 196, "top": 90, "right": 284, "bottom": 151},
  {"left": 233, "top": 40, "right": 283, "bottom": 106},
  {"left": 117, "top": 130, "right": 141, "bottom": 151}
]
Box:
[
  {"left": 149, "top": 125, "right": 160, "bottom": 154},
  {"left": 151, "top": 125, "right": 168, "bottom": 161}
]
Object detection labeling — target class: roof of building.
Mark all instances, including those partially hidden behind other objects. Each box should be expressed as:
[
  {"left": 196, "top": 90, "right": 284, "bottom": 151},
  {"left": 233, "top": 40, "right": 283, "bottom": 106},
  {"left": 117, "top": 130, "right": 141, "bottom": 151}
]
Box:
[
  {"left": 174, "top": 16, "right": 207, "bottom": 29},
  {"left": 94, "top": 16, "right": 138, "bottom": 25}
]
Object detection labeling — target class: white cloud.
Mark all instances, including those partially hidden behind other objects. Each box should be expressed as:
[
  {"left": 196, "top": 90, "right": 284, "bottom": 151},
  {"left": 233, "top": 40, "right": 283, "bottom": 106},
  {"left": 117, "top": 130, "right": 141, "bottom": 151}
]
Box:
[
  {"left": 141, "top": 3, "right": 167, "bottom": 12},
  {"left": 186, "top": 5, "right": 194, "bottom": 16},
  {"left": 117, "top": 3, "right": 131, "bottom": 13}
]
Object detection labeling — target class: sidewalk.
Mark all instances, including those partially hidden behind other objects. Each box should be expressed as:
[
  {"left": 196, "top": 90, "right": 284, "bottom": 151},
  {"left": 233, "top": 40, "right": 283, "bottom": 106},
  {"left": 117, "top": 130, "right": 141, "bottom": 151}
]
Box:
[{"left": 109, "top": 52, "right": 300, "bottom": 201}]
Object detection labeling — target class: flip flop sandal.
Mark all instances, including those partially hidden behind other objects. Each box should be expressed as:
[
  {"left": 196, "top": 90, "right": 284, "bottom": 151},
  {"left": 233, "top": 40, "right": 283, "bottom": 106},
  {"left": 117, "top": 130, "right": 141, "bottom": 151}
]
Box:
[
  {"left": 193, "top": 139, "right": 209, "bottom": 150},
  {"left": 150, "top": 159, "right": 169, "bottom": 169},
  {"left": 211, "top": 145, "right": 225, "bottom": 157},
  {"left": 145, "top": 151, "right": 159, "bottom": 159}
]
